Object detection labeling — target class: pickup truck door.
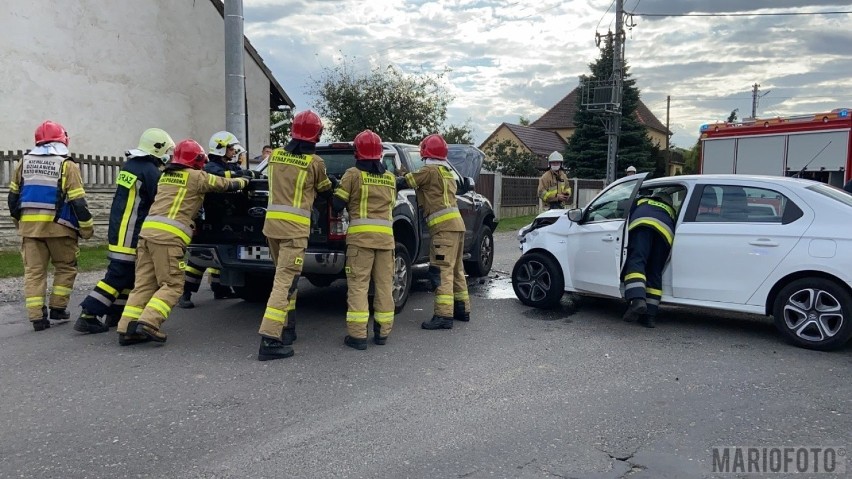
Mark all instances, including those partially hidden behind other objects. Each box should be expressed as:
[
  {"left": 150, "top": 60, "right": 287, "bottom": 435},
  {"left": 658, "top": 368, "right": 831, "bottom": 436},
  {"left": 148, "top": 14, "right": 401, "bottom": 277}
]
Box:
[
  {"left": 570, "top": 174, "right": 645, "bottom": 297},
  {"left": 445, "top": 164, "right": 478, "bottom": 250}
]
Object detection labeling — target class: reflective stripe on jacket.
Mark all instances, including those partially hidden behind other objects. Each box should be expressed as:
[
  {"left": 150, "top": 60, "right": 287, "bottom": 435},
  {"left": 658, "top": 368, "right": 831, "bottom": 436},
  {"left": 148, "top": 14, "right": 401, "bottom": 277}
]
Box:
[
  {"left": 402, "top": 164, "right": 464, "bottom": 233},
  {"left": 537, "top": 170, "right": 572, "bottom": 205},
  {"left": 107, "top": 156, "right": 162, "bottom": 261},
  {"left": 263, "top": 149, "right": 332, "bottom": 239},
  {"left": 13, "top": 153, "right": 92, "bottom": 238},
  {"left": 628, "top": 198, "right": 676, "bottom": 246},
  {"left": 335, "top": 168, "right": 396, "bottom": 250},
  {"left": 140, "top": 167, "right": 244, "bottom": 246}
]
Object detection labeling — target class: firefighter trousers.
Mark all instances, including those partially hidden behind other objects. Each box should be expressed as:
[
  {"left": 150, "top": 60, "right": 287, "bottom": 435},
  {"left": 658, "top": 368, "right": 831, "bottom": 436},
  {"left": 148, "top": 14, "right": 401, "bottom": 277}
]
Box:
[
  {"left": 344, "top": 245, "right": 395, "bottom": 340},
  {"left": 622, "top": 227, "right": 671, "bottom": 317},
  {"left": 22, "top": 236, "right": 79, "bottom": 321},
  {"left": 430, "top": 231, "right": 469, "bottom": 318},
  {"left": 116, "top": 238, "right": 185, "bottom": 333},
  {"left": 80, "top": 258, "right": 135, "bottom": 318},
  {"left": 258, "top": 237, "right": 305, "bottom": 339},
  {"left": 183, "top": 260, "right": 228, "bottom": 295}
]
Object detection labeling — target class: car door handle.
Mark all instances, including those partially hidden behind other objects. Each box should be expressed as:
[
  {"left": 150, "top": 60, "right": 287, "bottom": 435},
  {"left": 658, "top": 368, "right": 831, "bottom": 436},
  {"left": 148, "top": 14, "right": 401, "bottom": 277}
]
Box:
[
  {"left": 749, "top": 238, "right": 779, "bottom": 247},
  {"left": 602, "top": 234, "right": 615, "bottom": 242}
]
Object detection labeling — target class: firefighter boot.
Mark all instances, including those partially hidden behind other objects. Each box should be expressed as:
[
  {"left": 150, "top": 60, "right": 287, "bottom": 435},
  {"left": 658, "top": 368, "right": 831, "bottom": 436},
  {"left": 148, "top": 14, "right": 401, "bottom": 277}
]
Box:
[
  {"left": 32, "top": 320, "right": 50, "bottom": 332},
  {"left": 281, "top": 311, "right": 297, "bottom": 346},
  {"left": 49, "top": 308, "right": 71, "bottom": 321},
  {"left": 344, "top": 335, "right": 368, "bottom": 350},
  {"left": 178, "top": 292, "right": 194, "bottom": 309},
  {"left": 128, "top": 321, "right": 167, "bottom": 343},
  {"left": 118, "top": 332, "right": 151, "bottom": 346},
  {"left": 453, "top": 301, "right": 470, "bottom": 322},
  {"left": 104, "top": 314, "right": 120, "bottom": 328},
  {"left": 622, "top": 298, "right": 647, "bottom": 323},
  {"left": 74, "top": 310, "right": 109, "bottom": 334},
  {"left": 212, "top": 285, "right": 234, "bottom": 300},
  {"left": 421, "top": 315, "right": 453, "bottom": 330},
  {"left": 32, "top": 307, "right": 49, "bottom": 331},
  {"left": 257, "top": 337, "right": 294, "bottom": 361},
  {"left": 372, "top": 321, "right": 387, "bottom": 345},
  {"left": 639, "top": 314, "right": 656, "bottom": 329}
]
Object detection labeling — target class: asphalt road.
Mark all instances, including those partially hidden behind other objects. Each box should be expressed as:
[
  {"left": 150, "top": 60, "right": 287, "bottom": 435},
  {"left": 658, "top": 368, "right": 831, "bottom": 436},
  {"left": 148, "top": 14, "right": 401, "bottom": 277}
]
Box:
[{"left": 1, "top": 231, "right": 851, "bottom": 478}]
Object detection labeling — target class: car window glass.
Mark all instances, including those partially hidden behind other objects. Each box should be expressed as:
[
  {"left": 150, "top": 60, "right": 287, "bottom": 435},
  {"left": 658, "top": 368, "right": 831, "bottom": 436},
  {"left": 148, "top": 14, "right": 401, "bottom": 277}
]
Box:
[
  {"left": 584, "top": 181, "right": 637, "bottom": 222},
  {"left": 408, "top": 149, "right": 425, "bottom": 172},
  {"left": 694, "top": 185, "right": 792, "bottom": 223},
  {"left": 382, "top": 154, "right": 396, "bottom": 175},
  {"left": 807, "top": 183, "right": 852, "bottom": 208},
  {"left": 638, "top": 185, "right": 687, "bottom": 218}
]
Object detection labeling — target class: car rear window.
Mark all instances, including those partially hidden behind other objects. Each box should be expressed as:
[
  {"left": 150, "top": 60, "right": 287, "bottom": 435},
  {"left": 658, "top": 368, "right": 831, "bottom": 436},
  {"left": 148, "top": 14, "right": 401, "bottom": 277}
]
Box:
[{"left": 807, "top": 183, "right": 852, "bottom": 208}]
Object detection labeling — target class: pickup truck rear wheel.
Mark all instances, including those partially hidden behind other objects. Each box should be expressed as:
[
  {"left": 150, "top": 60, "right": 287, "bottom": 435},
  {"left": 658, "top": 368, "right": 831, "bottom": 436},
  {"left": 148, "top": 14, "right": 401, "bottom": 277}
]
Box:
[
  {"left": 233, "top": 275, "right": 274, "bottom": 303},
  {"left": 393, "top": 242, "right": 412, "bottom": 313},
  {"left": 464, "top": 225, "right": 494, "bottom": 277}
]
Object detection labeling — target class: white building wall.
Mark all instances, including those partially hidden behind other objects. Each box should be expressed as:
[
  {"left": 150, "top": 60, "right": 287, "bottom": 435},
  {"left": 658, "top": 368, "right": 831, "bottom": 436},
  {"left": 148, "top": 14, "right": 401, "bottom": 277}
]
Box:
[{"left": 0, "top": 0, "right": 272, "bottom": 158}]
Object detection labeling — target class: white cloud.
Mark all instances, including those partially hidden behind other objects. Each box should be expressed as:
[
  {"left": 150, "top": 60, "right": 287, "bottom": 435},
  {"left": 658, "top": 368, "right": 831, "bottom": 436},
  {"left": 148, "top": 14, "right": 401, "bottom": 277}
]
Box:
[{"left": 244, "top": 0, "right": 852, "bottom": 148}]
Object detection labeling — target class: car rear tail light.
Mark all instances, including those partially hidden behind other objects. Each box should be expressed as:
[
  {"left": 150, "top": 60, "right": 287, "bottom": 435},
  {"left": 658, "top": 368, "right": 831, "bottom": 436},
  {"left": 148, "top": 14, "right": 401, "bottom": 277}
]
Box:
[{"left": 328, "top": 205, "right": 349, "bottom": 240}]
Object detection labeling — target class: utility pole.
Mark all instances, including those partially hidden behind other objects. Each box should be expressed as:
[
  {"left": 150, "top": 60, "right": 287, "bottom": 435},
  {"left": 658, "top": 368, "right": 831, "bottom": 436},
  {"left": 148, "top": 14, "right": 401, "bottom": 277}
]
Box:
[
  {"left": 225, "top": 0, "right": 247, "bottom": 149},
  {"left": 751, "top": 83, "right": 760, "bottom": 118},
  {"left": 604, "top": 0, "right": 624, "bottom": 185},
  {"left": 665, "top": 95, "right": 671, "bottom": 175}
]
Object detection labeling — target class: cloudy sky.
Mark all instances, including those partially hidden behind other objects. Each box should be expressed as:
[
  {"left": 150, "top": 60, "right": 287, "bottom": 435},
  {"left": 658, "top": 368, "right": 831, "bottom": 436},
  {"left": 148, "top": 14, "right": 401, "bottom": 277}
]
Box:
[{"left": 243, "top": 0, "right": 851, "bottom": 149}]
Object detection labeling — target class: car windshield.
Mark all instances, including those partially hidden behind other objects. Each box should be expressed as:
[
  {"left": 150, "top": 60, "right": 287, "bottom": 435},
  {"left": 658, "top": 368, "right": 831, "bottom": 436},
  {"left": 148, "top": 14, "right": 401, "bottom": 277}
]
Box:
[{"left": 807, "top": 183, "right": 852, "bottom": 207}]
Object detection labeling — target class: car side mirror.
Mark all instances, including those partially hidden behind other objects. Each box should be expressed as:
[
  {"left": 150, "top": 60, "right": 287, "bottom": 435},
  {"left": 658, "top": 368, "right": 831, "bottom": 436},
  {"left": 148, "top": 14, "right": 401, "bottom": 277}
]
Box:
[
  {"left": 464, "top": 177, "right": 475, "bottom": 189},
  {"left": 567, "top": 208, "right": 583, "bottom": 222}
]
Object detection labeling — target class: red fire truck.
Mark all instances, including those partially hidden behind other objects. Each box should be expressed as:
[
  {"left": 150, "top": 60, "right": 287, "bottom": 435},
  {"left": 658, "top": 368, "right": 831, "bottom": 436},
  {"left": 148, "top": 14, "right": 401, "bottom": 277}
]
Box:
[{"left": 699, "top": 108, "right": 851, "bottom": 187}]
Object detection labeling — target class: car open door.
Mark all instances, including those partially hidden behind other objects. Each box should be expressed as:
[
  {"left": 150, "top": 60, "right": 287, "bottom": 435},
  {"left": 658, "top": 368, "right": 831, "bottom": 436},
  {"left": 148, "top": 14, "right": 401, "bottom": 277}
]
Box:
[{"left": 569, "top": 173, "right": 646, "bottom": 297}]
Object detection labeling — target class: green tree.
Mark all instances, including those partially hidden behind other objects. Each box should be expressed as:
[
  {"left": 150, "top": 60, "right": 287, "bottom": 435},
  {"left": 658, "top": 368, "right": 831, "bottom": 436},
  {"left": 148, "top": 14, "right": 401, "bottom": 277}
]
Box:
[
  {"left": 309, "top": 61, "right": 450, "bottom": 143},
  {"left": 682, "top": 139, "right": 701, "bottom": 174},
  {"left": 482, "top": 139, "right": 540, "bottom": 176},
  {"left": 564, "top": 33, "right": 657, "bottom": 178},
  {"left": 270, "top": 109, "right": 292, "bottom": 147},
  {"left": 727, "top": 108, "right": 739, "bottom": 123},
  {"left": 519, "top": 116, "right": 531, "bottom": 126},
  {"left": 442, "top": 121, "right": 474, "bottom": 144}
]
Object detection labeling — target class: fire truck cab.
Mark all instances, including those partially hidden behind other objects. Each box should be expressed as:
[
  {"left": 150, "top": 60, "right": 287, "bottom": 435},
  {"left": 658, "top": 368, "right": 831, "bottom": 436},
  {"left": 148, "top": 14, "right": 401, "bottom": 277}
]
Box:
[{"left": 699, "top": 109, "right": 851, "bottom": 187}]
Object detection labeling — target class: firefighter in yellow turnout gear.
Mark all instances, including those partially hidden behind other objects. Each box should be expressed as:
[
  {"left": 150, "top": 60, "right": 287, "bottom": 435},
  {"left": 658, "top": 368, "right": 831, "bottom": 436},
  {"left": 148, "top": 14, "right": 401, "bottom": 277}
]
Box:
[
  {"left": 537, "top": 151, "right": 572, "bottom": 210},
  {"left": 257, "top": 110, "right": 334, "bottom": 361},
  {"left": 115, "top": 139, "right": 248, "bottom": 345},
  {"left": 398, "top": 134, "right": 471, "bottom": 329},
  {"left": 7, "top": 121, "right": 94, "bottom": 331},
  {"left": 332, "top": 130, "right": 396, "bottom": 350}
]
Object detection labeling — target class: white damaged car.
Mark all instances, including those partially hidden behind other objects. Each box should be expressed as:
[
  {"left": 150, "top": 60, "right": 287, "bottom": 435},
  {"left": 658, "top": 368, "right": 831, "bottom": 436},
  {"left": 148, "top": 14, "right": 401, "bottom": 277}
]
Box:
[{"left": 512, "top": 173, "right": 852, "bottom": 350}]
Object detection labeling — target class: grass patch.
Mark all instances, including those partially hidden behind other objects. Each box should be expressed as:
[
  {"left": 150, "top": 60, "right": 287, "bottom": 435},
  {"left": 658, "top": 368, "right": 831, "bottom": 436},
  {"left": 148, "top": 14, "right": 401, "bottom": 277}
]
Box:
[
  {"left": 0, "top": 244, "right": 110, "bottom": 279},
  {"left": 495, "top": 214, "right": 539, "bottom": 232}
]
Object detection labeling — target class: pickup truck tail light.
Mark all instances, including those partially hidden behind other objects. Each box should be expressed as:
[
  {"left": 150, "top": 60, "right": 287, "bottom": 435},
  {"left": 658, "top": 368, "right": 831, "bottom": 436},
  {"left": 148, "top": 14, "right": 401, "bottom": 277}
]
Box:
[{"left": 328, "top": 205, "right": 349, "bottom": 240}]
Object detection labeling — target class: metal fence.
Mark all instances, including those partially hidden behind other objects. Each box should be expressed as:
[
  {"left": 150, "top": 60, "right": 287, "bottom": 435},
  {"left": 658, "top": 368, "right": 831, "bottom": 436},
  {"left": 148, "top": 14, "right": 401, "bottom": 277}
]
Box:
[
  {"left": 475, "top": 172, "right": 605, "bottom": 219},
  {"left": 0, "top": 150, "right": 124, "bottom": 187}
]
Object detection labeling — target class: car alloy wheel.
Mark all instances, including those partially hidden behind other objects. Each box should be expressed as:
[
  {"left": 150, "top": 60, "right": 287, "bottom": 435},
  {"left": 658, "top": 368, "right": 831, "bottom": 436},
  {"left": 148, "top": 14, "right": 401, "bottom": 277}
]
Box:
[
  {"left": 782, "top": 287, "right": 843, "bottom": 342},
  {"left": 515, "top": 259, "right": 552, "bottom": 303},
  {"left": 511, "top": 252, "right": 564, "bottom": 309},
  {"left": 773, "top": 277, "right": 852, "bottom": 351}
]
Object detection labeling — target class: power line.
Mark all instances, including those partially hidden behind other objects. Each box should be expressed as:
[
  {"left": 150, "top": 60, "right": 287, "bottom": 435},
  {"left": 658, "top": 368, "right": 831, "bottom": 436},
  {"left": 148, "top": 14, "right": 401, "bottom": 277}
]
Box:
[
  {"left": 632, "top": 10, "right": 852, "bottom": 17},
  {"left": 596, "top": 0, "right": 616, "bottom": 30}
]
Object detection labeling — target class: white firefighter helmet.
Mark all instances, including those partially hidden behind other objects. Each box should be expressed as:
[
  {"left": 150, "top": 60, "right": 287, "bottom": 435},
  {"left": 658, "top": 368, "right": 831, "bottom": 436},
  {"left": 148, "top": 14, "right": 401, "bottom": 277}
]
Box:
[
  {"left": 547, "top": 151, "right": 564, "bottom": 163},
  {"left": 208, "top": 131, "right": 240, "bottom": 156}
]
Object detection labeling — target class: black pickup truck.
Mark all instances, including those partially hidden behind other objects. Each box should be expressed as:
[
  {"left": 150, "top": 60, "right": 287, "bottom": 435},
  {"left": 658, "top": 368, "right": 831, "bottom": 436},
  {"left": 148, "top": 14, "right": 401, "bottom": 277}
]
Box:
[{"left": 187, "top": 142, "right": 498, "bottom": 311}]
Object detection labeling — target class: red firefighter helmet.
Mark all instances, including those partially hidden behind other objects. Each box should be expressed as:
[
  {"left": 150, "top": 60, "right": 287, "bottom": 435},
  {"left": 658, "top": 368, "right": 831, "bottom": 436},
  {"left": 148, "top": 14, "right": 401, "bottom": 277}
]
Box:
[
  {"left": 354, "top": 129, "right": 383, "bottom": 160},
  {"left": 34, "top": 120, "right": 69, "bottom": 146},
  {"left": 171, "top": 139, "right": 207, "bottom": 169},
  {"left": 419, "top": 134, "right": 448, "bottom": 161},
  {"left": 291, "top": 110, "right": 323, "bottom": 142}
]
